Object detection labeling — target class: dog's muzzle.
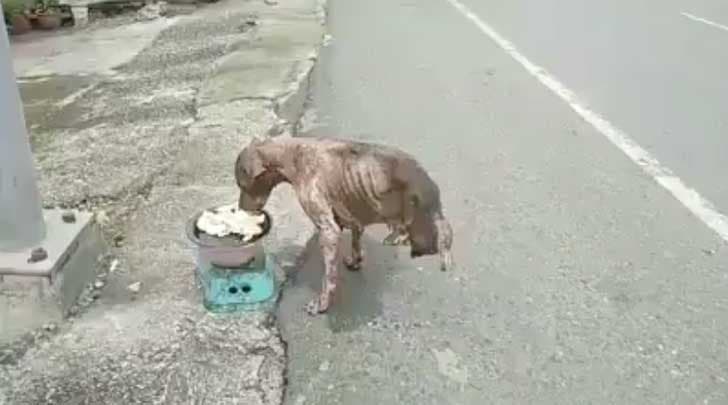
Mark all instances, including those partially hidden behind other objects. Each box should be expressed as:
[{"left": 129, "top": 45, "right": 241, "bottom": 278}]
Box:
[
  {"left": 238, "top": 191, "right": 265, "bottom": 212},
  {"left": 410, "top": 245, "right": 437, "bottom": 258}
]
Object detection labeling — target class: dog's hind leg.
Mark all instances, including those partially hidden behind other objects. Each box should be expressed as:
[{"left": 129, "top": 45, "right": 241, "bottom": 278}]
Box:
[{"left": 383, "top": 224, "right": 409, "bottom": 246}]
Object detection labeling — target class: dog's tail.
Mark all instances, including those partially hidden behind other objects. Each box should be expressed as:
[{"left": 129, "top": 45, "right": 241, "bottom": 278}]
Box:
[{"left": 435, "top": 216, "right": 454, "bottom": 271}]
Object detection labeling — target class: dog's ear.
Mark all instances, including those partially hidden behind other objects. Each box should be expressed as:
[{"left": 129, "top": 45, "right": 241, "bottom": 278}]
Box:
[
  {"left": 235, "top": 143, "right": 267, "bottom": 184},
  {"left": 248, "top": 149, "right": 266, "bottom": 179},
  {"left": 402, "top": 193, "right": 417, "bottom": 225}
]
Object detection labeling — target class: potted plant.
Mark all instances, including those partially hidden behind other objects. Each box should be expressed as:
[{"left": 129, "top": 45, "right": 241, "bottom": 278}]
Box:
[
  {"left": 32, "top": 0, "right": 61, "bottom": 30},
  {"left": 2, "top": 0, "right": 32, "bottom": 34}
]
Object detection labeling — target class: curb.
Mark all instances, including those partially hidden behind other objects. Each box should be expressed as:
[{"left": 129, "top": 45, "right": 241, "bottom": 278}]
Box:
[
  {"left": 271, "top": 0, "right": 328, "bottom": 137},
  {"left": 241, "top": 2, "right": 329, "bottom": 403}
]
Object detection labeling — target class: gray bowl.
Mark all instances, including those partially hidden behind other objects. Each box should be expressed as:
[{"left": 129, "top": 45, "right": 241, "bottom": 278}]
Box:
[{"left": 186, "top": 208, "right": 272, "bottom": 268}]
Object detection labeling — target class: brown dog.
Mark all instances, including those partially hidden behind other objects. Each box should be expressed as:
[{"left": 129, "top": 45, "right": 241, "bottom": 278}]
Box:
[{"left": 235, "top": 136, "right": 453, "bottom": 314}]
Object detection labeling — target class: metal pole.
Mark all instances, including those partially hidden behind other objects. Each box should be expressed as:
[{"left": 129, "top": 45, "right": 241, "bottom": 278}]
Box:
[{"left": 0, "top": 7, "right": 46, "bottom": 251}]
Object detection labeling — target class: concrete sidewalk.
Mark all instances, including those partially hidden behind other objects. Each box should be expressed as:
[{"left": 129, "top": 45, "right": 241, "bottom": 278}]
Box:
[{"left": 0, "top": 0, "right": 323, "bottom": 403}]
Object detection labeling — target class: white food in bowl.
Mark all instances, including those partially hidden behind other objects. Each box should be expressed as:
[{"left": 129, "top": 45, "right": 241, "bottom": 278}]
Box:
[{"left": 196, "top": 204, "right": 265, "bottom": 241}]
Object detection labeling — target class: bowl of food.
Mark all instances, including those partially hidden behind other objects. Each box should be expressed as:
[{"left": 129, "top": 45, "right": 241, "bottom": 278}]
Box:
[{"left": 186, "top": 204, "right": 272, "bottom": 269}]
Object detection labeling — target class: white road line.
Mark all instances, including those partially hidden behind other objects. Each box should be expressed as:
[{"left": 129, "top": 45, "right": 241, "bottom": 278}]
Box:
[
  {"left": 444, "top": 0, "right": 728, "bottom": 243},
  {"left": 681, "top": 12, "right": 728, "bottom": 33}
]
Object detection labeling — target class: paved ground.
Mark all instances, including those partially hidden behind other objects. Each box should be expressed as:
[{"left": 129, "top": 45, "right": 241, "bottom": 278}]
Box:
[
  {"left": 279, "top": 0, "right": 728, "bottom": 404},
  {"left": 465, "top": 0, "right": 728, "bottom": 214},
  {"left": 1, "top": 0, "right": 322, "bottom": 403}
]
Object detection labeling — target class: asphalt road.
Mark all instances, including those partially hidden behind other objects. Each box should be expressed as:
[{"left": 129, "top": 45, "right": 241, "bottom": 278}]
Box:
[
  {"left": 278, "top": 0, "right": 728, "bottom": 404},
  {"left": 465, "top": 0, "right": 728, "bottom": 220}
]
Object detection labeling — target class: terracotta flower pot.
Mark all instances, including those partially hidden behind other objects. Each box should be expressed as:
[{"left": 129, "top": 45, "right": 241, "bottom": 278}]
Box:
[
  {"left": 10, "top": 15, "right": 32, "bottom": 35},
  {"left": 36, "top": 14, "right": 61, "bottom": 30}
]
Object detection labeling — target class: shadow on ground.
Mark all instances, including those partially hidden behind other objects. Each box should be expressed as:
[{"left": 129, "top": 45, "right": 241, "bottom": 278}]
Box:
[{"left": 280, "top": 227, "right": 412, "bottom": 334}]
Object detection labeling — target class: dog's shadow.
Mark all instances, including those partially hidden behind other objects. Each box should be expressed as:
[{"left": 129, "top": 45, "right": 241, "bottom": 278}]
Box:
[{"left": 284, "top": 227, "right": 399, "bottom": 333}]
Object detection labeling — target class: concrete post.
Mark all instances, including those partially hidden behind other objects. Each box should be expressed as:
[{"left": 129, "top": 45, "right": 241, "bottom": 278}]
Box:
[
  {"left": 70, "top": 5, "right": 89, "bottom": 27},
  {"left": 0, "top": 9, "right": 47, "bottom": 251}
]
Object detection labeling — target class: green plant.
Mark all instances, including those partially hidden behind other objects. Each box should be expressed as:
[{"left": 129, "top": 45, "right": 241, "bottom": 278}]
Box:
[
  {"left": 3, "top": 0, "right": 28, "bottom": 21},
  {"left": 32, "top": 0, "right": 58, "bottom": 14}
]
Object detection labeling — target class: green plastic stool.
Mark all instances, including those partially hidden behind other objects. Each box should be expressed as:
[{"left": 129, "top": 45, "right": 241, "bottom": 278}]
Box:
[{"left": 195, "top": 251, "right": 278, "bottom": 313}]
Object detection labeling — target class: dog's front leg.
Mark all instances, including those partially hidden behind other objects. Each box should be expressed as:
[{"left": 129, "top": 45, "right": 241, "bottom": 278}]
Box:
[
  {"left": 436, "top": 217, "right": 454, "bottom": 271},
  {"left": 305, "top": 221, "right": 342, "bottom": 315},
  {"left": 344, "top": 226, "right": 364, "bottom": 271}
]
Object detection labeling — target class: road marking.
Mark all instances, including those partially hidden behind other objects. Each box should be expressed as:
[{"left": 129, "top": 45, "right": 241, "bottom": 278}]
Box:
[
  {"left": 444, "top": 0, "right": 728, "bottom": 243},
  {"left": 681, "top": 12, "right": 728, "bottom": 33}
]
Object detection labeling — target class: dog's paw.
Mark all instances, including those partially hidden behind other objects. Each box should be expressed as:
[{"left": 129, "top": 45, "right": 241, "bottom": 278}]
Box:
[
  {"left": 344, "top": 255, "right": 362, "bottom": 271},
  {"left": 440, "top": 251, "right": 454, "bottom": 272},
  {"left": 393, "top": 234, "right": 410, "bottom": 246},
  {"left": 304, "top": 296, "right": 329, "bottom": 315},
  {"left": 383, "top": 232, "right": 410, "bottom": 246}
]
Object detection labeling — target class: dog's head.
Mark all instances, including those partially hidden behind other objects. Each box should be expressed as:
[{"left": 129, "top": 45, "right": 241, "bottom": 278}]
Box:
[
  {"left": 402, "top": 170, "right": 454, "bottom": 271},
  {"left": 408, "top": 198, "right": 439, "bottom": 258},
  {"left": 408, "top": 209, "right": 454, "bottom": 271},
  {"left": 234, "top": 138, "right": 284, "bottom": 211}
]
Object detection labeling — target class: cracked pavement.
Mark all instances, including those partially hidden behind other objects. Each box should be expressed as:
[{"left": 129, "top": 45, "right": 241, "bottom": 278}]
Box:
[{"left": 0, "top": 0, "right": 323, "bottom": 403}]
